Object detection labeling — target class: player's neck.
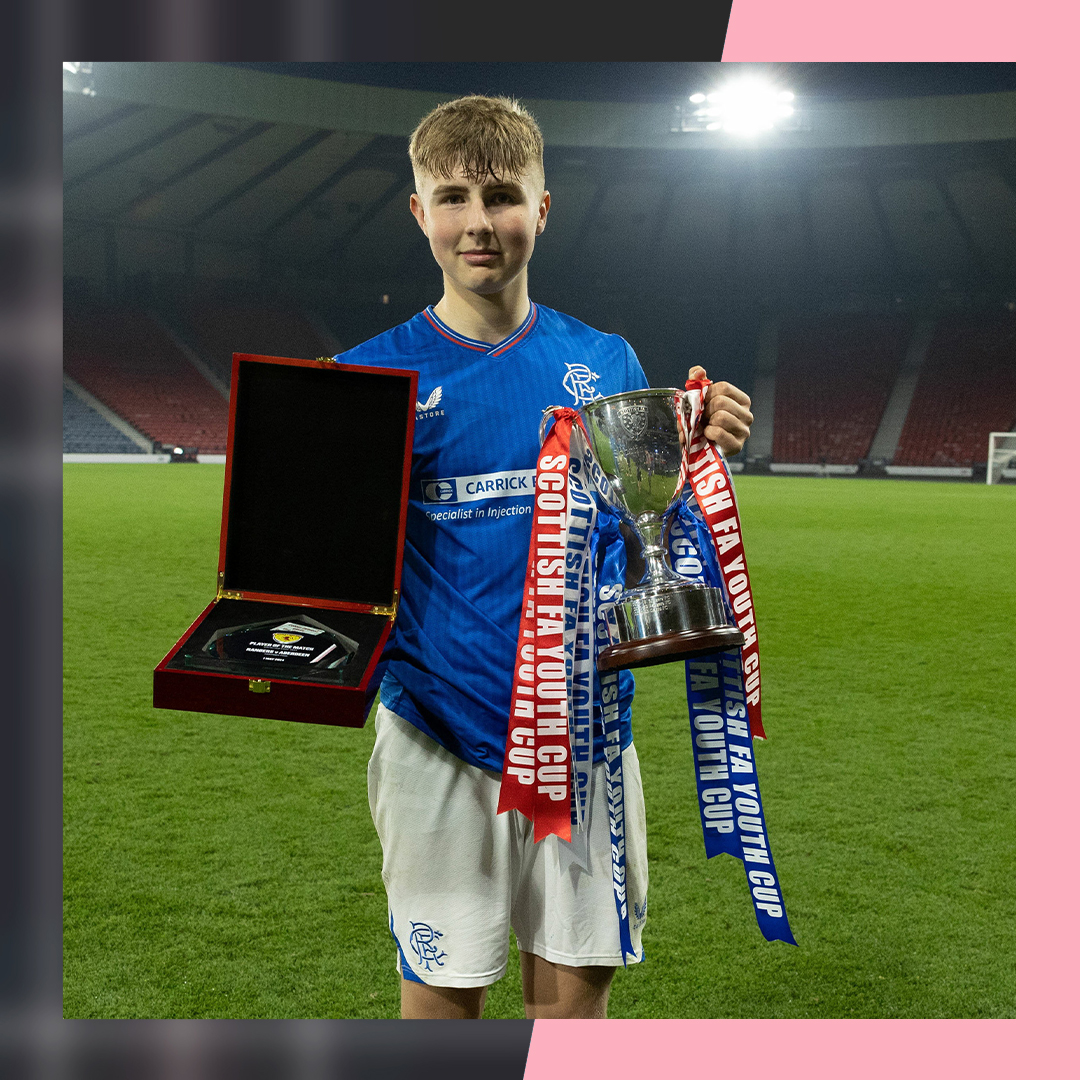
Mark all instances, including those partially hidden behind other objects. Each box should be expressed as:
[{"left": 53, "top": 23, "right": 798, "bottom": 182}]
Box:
[{"left": 433, "top": 276, "right": 532, "bottom": 345}]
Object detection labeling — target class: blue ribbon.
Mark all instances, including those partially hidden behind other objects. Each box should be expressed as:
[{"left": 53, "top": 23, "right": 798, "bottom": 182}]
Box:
[
  {"left": 593, "top": 509, "right": 638, "bottom": 965},
  {"left": 557, "top": 430, "right": 636, "bottom": 965},
  {"left": 670, "top": 501, "right": 797, "bottom": 946}
]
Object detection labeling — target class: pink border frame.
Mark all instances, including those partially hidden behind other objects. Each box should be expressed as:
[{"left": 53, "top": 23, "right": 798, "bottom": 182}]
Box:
[{"left": 527, "top": 7, "right": 1064, "bottom": 1077}]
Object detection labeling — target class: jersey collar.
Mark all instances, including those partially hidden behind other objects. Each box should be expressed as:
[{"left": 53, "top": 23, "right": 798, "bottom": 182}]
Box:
[{"left": 422, "top": 302, "right": 539, "bottom": 358}]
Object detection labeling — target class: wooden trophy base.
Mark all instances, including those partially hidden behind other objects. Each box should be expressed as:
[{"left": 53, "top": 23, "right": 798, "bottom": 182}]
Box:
[{"left": 597, "top": 624, "right": 745, "bottom": 671}]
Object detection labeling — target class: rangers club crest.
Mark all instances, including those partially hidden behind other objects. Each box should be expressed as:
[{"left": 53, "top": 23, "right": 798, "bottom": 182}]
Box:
[
  {"left": 562, "top": 363, "right": 600, "bottom": 406},
  {"left": 409, "top": 921, "right": 447, "bottom": 971}
]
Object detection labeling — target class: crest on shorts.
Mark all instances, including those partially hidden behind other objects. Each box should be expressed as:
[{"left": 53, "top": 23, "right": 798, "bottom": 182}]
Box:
[{"left": 409, "top": 921, "right": 448, "bottom": 971}]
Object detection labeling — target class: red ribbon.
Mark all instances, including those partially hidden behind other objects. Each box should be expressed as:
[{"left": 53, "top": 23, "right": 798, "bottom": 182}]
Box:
[
  {"left": 678, "top": 379, "right": 765, "bottom": 740},
  {"left": 497, "top": 407, "right": 580, "bottom": 842}
]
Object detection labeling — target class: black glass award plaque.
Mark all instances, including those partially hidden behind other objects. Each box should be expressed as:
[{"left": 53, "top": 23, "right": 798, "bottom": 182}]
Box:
[{"left": 180, "top": 614, "right": 360, "bottom": 684}]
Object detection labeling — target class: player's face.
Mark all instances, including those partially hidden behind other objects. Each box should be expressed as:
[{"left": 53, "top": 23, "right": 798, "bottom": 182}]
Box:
[{"left": 410, "top": 164, "right": 549, "bottom": 299}]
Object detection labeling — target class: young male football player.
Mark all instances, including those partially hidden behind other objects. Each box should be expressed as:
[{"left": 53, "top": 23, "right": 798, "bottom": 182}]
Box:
[{"left": 336, "top": 95, "right": 753, "bottom": 1019}]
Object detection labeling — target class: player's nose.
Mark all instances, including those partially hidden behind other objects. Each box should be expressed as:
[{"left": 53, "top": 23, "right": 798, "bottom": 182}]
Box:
[{"left": 464, "top": 198, "right": 493, "bottom": 234}]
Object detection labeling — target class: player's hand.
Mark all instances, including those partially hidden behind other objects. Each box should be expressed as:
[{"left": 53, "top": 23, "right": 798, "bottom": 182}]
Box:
[{"left": 688, "top": 366, "right": 754, "bottom": 457}]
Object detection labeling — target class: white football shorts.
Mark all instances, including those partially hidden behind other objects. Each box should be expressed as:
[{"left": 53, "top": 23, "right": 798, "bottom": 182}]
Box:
[{"left": 367, "top": 703, "right": 649, "bottom": 988}]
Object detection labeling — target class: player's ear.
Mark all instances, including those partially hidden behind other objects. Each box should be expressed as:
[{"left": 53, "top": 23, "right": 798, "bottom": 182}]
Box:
[
  {"left": 410, "top": 193, "right": 428, "bottom": 236},
  {"left": 535, "top": 191, "right": 551, "bottom": 236}
]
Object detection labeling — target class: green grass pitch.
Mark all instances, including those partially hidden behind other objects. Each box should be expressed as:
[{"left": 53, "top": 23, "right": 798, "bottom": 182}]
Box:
[{"left": 63, "top": 465, "right": 1015, "bottom": 1018}]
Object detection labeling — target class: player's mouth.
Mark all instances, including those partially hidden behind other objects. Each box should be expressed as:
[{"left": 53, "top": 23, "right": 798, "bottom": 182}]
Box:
[{"left": 461, "top": 250, "right": 500, "bottom": 265}]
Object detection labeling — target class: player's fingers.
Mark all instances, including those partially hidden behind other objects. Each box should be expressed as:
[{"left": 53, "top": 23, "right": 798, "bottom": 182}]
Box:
[
  {"left": 704, "top": 409, "right": 752, "bottom": 455},
  {"left": 687, "top": 365, "right": 707, "bottom": 381},
  {"left": 706, "top": 406, "right": 752, "bottom": 438},
  {"left": 706, "top": 395, "right": 754, "bottom": 430},
  {"left": 704, "top": 426, "right": 744, "bottom": 456},
  {"left": 708, "top": 380, "right": 751, "bottom": 408},
  {"left": 705, "top": 429, "right": 746, "bottom": 456}
]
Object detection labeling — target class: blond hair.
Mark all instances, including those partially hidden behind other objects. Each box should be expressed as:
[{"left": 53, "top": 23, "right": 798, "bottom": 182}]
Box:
[{"left": 408, "top": 95, "right": 545, "bottom": 187}]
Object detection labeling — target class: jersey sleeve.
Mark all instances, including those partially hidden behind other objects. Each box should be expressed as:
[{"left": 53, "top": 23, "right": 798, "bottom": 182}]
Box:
[{"left": 623, "top": 339, "right": 650, "bottom": 392}]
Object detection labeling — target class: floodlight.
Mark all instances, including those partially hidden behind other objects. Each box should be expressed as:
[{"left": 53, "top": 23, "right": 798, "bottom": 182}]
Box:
[
  {"left": 63, "top": 61, "right": 96, "bottom": 97},
  {"left": 672, "top": 75, "right": 797, "bottom": 135}
]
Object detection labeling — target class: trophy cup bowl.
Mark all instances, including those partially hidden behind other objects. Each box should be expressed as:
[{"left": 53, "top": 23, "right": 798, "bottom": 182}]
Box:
[{"left": 578, "top": 388, "right": 744, "bottom": 671}]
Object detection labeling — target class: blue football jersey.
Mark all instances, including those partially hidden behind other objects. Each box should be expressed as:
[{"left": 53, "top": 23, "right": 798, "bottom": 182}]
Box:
[{"left": 336, "top": 303, "right": 649, "bottom": 771}]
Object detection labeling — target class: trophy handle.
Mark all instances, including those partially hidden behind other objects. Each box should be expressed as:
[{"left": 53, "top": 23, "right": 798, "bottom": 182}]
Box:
[
  {"left": 538, "top": 405, "right": 560, "bottom": 447},
  {"left": 679, "top": 386, "right": 727, "bottom": 461}
]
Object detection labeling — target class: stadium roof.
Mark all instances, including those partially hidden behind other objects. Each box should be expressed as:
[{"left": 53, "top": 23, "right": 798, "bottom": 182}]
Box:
[
  {"left": 63, "top": 63, "right": 1015, "bottom": 317},
  {"left": 225, "top": 62, "right": 1016, "bottom": 105}
]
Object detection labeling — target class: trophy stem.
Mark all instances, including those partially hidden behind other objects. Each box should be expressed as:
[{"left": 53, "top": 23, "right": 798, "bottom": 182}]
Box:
[{"left": 636, "top": 516, "right": 683, "bottom": 585}]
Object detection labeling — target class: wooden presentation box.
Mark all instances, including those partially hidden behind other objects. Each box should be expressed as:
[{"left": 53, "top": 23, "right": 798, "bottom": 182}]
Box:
[{"left": 153, "top": 352, "right": 417, "bottom": 728}]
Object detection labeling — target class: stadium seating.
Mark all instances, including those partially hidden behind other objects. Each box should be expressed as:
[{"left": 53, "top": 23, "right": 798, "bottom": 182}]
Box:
[
  {"left": 771, "top": 315, "right": 908, "bottom": 464},
  {"left": 63, "top": 387, "right": 144, "bottom": 454},
  {"left": 892, "top": 312, "right": 1015, "bottom": 466},
  {"left": 62, "top": 296, "right": 1014, "bottom": 471},
  {"left": 168, "top": 299, "right": 335, "bottom": 381},
  {"left": 64, "top": 305, "right": 229, "bottom": 453}
]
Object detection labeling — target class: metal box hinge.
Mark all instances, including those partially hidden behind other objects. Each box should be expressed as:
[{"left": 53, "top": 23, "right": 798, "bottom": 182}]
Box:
[
  {"left": 216, "top": 572, "right": 243, "bottom": 601},
  {"left": 369, "top": 590, "right": 400, "bottom": 621}
]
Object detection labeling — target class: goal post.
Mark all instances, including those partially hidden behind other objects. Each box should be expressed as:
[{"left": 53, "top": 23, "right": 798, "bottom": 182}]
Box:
[{"left": 987, "top": 431, "right": 1016, "bottom": 485}]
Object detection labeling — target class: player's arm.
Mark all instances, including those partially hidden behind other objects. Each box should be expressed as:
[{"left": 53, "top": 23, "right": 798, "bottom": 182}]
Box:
[{"left": 687, "top": 365, "right": 753, "bottom": 457}]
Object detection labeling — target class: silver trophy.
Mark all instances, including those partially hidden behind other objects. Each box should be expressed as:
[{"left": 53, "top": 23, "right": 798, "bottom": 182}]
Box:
[{"left": 576, "top": 388, "right": 744, "bottom": 671}]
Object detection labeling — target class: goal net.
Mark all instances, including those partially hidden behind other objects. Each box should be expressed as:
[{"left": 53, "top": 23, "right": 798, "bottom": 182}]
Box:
[{"left": 987, "top": 431, "right": 1016, "bottom": 485}]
